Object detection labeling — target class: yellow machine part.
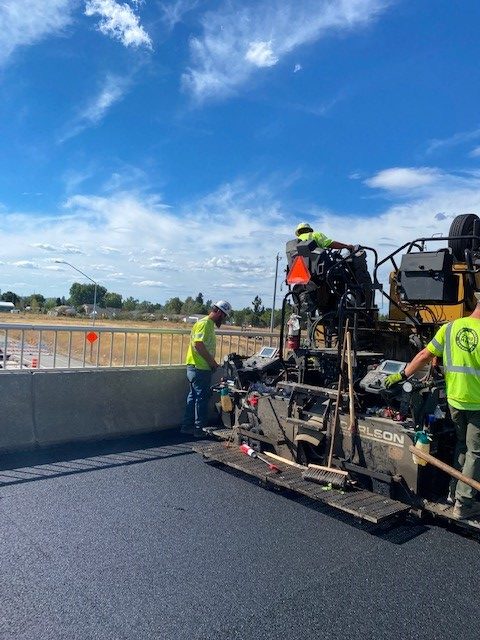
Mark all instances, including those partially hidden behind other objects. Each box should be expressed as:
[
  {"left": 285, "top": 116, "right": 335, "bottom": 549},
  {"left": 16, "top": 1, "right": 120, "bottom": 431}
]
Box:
[{"left": 388, "top": 263, "right": 480, "bottom": 324}]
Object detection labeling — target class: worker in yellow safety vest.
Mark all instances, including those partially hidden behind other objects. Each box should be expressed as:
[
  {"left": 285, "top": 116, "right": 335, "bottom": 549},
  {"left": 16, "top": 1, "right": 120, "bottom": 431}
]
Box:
[
  {"left": 385, "top": 295, "right": 480, "bottom": 520},
  {"left": 181, "top": 300, "right": 232, "bottom": 439},
  {"left": 295, "top": 222, "right": 354, "bottom": 252}
]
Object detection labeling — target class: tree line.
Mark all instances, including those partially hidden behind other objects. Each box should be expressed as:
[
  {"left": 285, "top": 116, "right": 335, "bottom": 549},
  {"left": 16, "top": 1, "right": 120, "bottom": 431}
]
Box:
[{"left": 1, "top": 288, "right": 285, "bottom": 327}]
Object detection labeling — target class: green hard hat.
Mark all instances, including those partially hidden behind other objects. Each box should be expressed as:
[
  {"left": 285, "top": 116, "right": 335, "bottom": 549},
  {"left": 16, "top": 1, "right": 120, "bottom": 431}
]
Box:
[{"left": 295, "top": 222, "right": 313, "bottom": 236}]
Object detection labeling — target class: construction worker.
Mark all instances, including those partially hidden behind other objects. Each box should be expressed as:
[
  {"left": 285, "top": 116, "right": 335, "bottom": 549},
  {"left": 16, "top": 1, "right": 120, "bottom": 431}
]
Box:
[
  {"left": 295, "top": 222, "right": 354, "bottom": 251},
  {"left": 385, "top": 296, "right": 480, "bottom": 520},
  {"left": 181, "top": 300, "right": 232, "bottom": 438}
]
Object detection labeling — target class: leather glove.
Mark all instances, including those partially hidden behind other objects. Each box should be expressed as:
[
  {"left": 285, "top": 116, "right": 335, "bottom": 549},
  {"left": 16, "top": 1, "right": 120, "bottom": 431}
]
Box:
[{"left": 385, "top": 372, "right": 405, "bottom": 388}]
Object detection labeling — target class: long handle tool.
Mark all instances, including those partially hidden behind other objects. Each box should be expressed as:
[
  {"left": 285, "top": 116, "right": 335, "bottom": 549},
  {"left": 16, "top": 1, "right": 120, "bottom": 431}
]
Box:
[
  {"left": 240, "top": 444, "right": 281, "bottom": 472},
  {"left": 303, "top": 324, "right": 350, "bottom": 489},
  {"left": 407, "top": 445, "right": 480, "bottom": 493}
]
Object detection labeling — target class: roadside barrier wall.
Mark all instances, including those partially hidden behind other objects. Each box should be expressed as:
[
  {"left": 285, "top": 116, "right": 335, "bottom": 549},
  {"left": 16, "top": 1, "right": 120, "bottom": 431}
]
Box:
[{"left": 0, "top": 367, "right": 217, "bottom": 452}]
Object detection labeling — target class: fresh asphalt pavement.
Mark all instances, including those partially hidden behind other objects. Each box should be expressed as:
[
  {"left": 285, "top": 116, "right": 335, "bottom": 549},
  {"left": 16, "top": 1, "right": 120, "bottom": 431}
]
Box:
[{"left": 0, "top": 430, "right": 479, "bottom": 640}]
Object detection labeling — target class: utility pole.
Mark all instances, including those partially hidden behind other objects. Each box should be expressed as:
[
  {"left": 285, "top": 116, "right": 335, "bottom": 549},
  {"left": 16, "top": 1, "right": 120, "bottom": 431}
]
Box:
[{"left": 270, "top": 253, "right": 281, "bottom": 333}]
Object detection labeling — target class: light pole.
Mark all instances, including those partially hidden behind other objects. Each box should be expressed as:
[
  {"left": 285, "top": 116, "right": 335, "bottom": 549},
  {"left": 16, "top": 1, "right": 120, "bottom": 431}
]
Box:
[
  {"left": 55, "top": 260, "right": 98, "bottom": 326},
  {"left": 270, "top": 253, "right": 282, "bottom": 333}
]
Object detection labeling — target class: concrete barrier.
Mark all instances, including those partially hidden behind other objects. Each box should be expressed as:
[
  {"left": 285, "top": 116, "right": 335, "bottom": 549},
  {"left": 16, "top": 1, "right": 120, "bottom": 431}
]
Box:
[
  {"left": 32, "top": 366, "right": 190, "bottom": 446},
  {"left": 0, "top": 366, "right": 222, "bottom": 452},
  {"left": 0, "top": 371, "right": 36, "bottom": 451}
]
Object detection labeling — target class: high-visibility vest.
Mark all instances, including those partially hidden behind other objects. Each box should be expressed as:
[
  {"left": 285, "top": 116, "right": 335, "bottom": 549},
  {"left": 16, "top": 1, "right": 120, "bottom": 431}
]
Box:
[
  {"left": 428, "top": 317, "right": 480, "bottom": 410},
  {"left": 297, "top": 230, "right": 332, "bottom": 249}
]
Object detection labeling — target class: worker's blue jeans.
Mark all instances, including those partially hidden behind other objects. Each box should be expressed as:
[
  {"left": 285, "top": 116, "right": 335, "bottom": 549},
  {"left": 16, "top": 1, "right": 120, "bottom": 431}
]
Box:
[{"left": 183, "top": 366, "right": 212, "bottom": 432}]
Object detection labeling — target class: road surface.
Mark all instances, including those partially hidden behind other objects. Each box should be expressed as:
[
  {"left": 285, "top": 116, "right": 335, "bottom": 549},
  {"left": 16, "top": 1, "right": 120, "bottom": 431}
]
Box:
[{"left": 0, "top": 431, "right": 478, "bottom": 639}]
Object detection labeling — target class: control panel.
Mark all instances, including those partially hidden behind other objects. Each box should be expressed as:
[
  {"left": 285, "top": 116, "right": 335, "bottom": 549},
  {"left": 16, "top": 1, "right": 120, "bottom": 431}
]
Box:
[
  {"left": 242, "top": 346, "right": 280, "bottom": 371},
  {"left": 359, "top": 360, "right": 407, "bottom": 394}
]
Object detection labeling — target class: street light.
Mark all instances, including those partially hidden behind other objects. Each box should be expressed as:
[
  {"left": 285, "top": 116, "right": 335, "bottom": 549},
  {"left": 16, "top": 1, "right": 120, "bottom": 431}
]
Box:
[
  {"left": 270, "top": 253, "right": 282, "bottom": 333},
  {"left": 55, "top": 260, "right": 98, "bottom": 326}
]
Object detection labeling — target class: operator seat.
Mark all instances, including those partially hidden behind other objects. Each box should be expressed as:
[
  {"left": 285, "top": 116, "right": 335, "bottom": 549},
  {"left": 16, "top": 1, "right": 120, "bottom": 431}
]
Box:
[
  {"left": 285, "top": 238, "right": 374, "bottom": 312},
  {"left": 285, "top": 237, "right": 336, "bottom": 314}
]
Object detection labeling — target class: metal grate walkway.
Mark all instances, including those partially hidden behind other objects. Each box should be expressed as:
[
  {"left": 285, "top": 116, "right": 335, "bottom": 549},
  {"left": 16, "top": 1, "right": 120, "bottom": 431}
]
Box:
[{"left": 193, "top": 441, "right": 409, "bottom": 525}]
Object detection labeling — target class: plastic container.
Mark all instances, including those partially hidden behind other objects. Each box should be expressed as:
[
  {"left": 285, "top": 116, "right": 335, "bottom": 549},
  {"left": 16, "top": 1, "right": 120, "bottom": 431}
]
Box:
[
  {"left": 220, "top": 386, "right": 233, "bottom": 412},
  {"left": 412, "top": 430, "right": 432, "bottom": 466},
  {"left": 287, "top": 314, "right": 301, "bottom": 350}
]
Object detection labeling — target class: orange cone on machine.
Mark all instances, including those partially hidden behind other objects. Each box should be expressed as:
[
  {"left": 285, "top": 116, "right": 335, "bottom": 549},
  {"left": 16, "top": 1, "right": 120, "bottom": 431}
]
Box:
[{"left": 286, "top": 256, "right": 311, "bottom": 285}]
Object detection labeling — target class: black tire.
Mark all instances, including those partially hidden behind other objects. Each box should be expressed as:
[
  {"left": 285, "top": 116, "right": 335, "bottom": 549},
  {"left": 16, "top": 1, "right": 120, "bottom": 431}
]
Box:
[{"left": 448, "top": 213, "right": 480, "bottom": 261}]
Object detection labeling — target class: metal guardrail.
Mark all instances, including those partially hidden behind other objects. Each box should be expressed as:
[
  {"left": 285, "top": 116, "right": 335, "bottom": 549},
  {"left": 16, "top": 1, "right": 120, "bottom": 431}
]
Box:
[{"left": 0, "top": 324, "right": 280, "bottom": 370}]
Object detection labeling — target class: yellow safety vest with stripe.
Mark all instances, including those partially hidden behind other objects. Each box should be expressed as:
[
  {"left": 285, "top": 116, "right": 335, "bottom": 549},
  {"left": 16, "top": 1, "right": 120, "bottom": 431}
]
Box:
[
  {"left": 427, "top": 317, "right": 480, "bottom": 410},
  {"left": 297, "top": 231, "right": 332, "bottom": 249},
  {"left": 185, "top": 316, "right": 216, "bottom": 370}
]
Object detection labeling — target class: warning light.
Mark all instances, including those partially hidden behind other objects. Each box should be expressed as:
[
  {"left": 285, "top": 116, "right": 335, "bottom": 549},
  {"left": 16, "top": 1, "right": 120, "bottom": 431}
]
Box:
[
  {"left": 286, "top": 256, "right": 311, "bottom": 285},
  {"left": 86, "top": 331, "right": 98, "bottom": 344}
]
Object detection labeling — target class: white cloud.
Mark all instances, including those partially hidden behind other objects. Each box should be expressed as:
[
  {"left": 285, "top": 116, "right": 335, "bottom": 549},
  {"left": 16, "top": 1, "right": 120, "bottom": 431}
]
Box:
[
  {"left": 293, "top": 63, "right": 302, "bottom": 73},
  {"left": 136, "top": 280, "right": 167, "bottom": 287},
  {"left": 365, "top": 167, "right": 441, "bottom": 191},
  {"left": 32, "top": 242, "right": 84, "bottom": 254},
  {"left": 160, "top": 0, "right": 199, "bottom": 31},
  {"left": 203, "top": 255, "right": 269, "bottom": 275},
  {"left": 32, "top": 243, "right": 57, "bottom": 251},
  {"left": 470, "top": 146, "right": 480, "bottom": 158},
  {"left": 12, "top": 260, "right": 38, "bottom": 269},
  {"left": 182, "top": 0, "right": 391, "bottom": 101},
  {"left": 99, "top": 246, "right": 122, "bottom": 254},
  {"left": 44, "top": 265, "right": 65, "bottom": 271},
  {"left": 61, "top": 244, "right": 84, "bottom": 254},
  {"left": 5, "top": 167, "right": 480, "bottom": 307},
  {"left": 426, "top": 127, "right": 480, "bottom": 155},
  {"left": 59, "top": 74, "right": 130, "bottom": 142},
  {"left": 0, "top": 0, "right": 74, "bottom": 66},
  {"left": 85, "top": 0, "right": 152, "bottom": 48},
  {"left": 245, "top": 41, "right": 278, "bottom": 68}
]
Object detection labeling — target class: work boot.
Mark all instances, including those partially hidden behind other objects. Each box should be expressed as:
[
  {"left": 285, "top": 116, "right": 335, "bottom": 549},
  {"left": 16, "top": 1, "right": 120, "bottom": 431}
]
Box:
[
  {"left": 452, "top": 500, "right": 480, "bottom": 520},
  {"left": 194, "top": 428, "right": 206, "bottom": 439}
]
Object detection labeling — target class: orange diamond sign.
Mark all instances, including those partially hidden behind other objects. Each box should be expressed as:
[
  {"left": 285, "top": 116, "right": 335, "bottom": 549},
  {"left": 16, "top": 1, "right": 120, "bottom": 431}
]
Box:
[
  {"left": 86, "top": 331, "right": 98, "bottom": 344},
  {"left": 286, "top": 256, "right": 311, "bottom": 285}
]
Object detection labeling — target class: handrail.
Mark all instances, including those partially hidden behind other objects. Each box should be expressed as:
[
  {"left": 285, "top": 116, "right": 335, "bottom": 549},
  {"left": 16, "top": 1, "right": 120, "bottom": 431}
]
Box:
[{"left": 0, "top": 323, "right": 280, "bottom": 371}]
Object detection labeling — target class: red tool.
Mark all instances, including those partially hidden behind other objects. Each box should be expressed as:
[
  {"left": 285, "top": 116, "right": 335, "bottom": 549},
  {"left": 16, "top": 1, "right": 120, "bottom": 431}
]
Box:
[{"left": 240, "top": 444, "right": 280, "bottom": 472}]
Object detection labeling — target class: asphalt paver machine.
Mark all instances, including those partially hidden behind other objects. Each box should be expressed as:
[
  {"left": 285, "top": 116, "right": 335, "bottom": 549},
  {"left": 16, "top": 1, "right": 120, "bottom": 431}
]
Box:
[{"left": 196, "top": 214, "right": 480, "bottom": 533}]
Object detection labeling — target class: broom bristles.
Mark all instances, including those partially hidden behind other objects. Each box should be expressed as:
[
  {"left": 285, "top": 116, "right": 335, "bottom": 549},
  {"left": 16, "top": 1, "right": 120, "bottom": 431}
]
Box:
[{"left": 303, "top": 465, "right": 348, "bottom": 489}]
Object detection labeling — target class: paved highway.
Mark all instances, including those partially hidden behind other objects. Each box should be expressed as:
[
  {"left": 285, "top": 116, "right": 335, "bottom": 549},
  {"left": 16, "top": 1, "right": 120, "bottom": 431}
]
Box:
[{"left": 0, "top": 431, "right": 478, "bottom": 640}]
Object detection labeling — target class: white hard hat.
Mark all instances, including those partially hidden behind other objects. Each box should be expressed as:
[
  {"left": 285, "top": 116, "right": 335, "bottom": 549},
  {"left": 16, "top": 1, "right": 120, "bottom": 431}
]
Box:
[
  {"left": 295, "top": 222, "right": 313, "bottom": 236},
  {"left": 214, "top": 300, "right": 232, "bottom": 317}
]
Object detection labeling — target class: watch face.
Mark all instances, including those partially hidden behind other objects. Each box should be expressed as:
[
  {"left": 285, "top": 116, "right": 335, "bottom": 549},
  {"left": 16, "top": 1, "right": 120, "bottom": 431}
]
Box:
[{"left": 402, "top": 381, "right": 413, "bottom": 393}]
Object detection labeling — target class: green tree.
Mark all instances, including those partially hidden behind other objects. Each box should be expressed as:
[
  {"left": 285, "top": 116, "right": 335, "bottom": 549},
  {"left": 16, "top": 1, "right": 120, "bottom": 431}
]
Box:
[
  {"left": 44, "top": 298, "right": 58, "bottom": 311},
  {"left": 123, "top": 296, "right": 138, "bottom": 311},
  {"left": 1, "top": 291, "right": 19, "bottom": 305},
  {"left": 25, "top": 294, "right": 45, "bottom": 312},
  {"left": 252, "top": 295, "right": 264, "bottom": 314},
  {"left": 251, "top": 295, "right": 265, "bottom": 327},
  {"left": 104, "top": 292, "right": 123, "bottom": 308},
  {"left": 69, "top": 283, "right": 107, "bottom": 307},
  {"left": 138, "top": 300, "right": 155, "bottom": 312},
  {"left": 164, "top": 297, "right": 183, "bottom": 314},
  {"left": 181, "top": 296, "right": 197, "bottom": 314}
]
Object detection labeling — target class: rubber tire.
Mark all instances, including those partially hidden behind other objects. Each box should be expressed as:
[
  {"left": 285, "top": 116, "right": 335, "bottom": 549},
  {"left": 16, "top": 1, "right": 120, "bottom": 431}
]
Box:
[{"left": 448, "top": 213, "right": 480, "bottom": 261}]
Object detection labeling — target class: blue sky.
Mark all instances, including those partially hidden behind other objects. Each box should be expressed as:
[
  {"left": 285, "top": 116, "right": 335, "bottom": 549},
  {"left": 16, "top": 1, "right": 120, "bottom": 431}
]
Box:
[{"left": 2, "top": 0, "right": 480, "bottom": 309}]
